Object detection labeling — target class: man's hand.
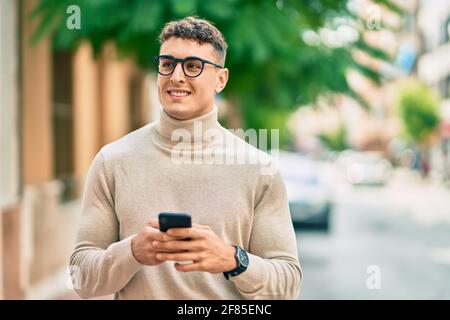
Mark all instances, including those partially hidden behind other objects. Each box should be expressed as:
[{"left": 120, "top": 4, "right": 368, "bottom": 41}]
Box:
[
  {"left": 131, "top": 218, "right": 181, "bottom": 266},
  {"left": 152, "top": 224, "right": 238, "bottom": 274}
]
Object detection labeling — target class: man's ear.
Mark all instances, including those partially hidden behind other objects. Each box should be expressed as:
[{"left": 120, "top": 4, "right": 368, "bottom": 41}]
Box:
[{"left": 215, "top": 68, "right": 229, "bottom": 94}]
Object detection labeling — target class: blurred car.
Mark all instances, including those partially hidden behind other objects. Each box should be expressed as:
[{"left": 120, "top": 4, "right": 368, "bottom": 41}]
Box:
[
  {"left": 277, "top": 152, "right": 333, "bottom": 231},
  {"left": 337, "top": 150, "right": 393, "bottom": 186}
]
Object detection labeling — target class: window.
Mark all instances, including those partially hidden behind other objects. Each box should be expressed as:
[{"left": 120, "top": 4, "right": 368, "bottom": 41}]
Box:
[
  {"left": 52, "top": 49, "right": 76, "bottom": 202},
  {"left": 444, "top": 17, "right": 450, "bottom": 98}
]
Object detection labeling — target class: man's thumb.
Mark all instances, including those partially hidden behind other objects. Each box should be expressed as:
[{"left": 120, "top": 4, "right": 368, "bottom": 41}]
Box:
[{"left": 148, "top": 218, "right": 159, "bottom": 229}]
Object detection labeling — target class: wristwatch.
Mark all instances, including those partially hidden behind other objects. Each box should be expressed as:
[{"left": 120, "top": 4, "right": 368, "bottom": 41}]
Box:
[{"left": 223, "top": 246, "right": 249, "bottom": 280}]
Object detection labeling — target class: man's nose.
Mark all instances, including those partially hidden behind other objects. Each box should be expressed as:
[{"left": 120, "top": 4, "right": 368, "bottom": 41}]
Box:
[{"left": 170, "top": 62, "right": 185, "bottom": 82}]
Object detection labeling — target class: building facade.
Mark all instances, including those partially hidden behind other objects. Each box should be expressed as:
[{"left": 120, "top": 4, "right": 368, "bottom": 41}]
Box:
[{"left": 1, "top": 0, "right": 157, "bottom": 299}]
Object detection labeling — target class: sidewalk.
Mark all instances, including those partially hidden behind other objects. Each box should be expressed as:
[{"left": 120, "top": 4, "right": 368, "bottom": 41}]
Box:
[
  {"left": 335, "top": 167, "right": 450, "bottom": 226},
  {"left": 385, "top": 169, "right": 450, "bottom": 226}
]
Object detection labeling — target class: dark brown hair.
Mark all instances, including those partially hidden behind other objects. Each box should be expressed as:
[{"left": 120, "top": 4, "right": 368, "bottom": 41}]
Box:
[{"left": 159, "top": 16, "right": 228, "bottom": 63}]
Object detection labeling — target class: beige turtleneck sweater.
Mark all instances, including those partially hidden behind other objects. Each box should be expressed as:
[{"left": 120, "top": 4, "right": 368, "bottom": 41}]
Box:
[{"left": 70, "top": 105, "right": 302, "bottom": 300}]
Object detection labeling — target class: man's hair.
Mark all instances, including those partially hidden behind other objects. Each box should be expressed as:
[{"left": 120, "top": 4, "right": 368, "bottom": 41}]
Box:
[{"left": 159, "top": 16, "right": 228, "bottom": 63}]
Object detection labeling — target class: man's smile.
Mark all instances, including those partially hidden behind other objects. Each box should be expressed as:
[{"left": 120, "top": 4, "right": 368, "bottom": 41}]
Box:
[{"left": 167, "top": 88, "right": 192, "bottom": 99}]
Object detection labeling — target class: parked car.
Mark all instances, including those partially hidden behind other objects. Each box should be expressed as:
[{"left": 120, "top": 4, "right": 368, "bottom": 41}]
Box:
[
  {"left": 277, "top": 152, "right": 333, "bottom": 231},
  {"left": 337, "top": 150, "right": 393, "bottom": 186}
]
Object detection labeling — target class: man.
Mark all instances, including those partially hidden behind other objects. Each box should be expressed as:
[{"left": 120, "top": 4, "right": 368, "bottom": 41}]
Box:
[{"left": 70, "top": 16, "right": 302, "bottom": 299}]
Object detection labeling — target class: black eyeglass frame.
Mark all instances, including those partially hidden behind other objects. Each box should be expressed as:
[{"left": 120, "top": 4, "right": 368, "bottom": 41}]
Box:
[{"left": 153, "top": 55, "right": 224, "bottom": 78}]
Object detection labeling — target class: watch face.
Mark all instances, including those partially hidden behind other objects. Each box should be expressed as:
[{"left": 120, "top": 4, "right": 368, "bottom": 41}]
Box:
[{"left": 237, "top": 248, "right": 249, "bottom": 267}]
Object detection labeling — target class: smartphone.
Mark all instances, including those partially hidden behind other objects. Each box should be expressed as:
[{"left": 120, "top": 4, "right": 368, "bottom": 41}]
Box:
[
  {"left": 158, "top": 212, "right": 193, "bottom": 265},
  {"left": 158, "top": 212, "right": 192, "bottom": 232}
]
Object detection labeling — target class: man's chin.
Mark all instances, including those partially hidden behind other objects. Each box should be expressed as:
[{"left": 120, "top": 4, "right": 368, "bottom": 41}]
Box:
[{"left": 163, "top": 103, "right": 193, "bottom": 120}]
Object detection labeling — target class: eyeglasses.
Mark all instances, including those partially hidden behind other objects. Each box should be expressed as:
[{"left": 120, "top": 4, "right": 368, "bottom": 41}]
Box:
[{"left": 153, "top": 55, "right": 224, "bottom": 78}]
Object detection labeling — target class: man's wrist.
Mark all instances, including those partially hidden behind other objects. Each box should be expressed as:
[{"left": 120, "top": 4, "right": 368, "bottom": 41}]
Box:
[
  {"left": 224, "top": 245, "right": 237, "bottom": 272},
  {"left": 130, "top": 234, "right": 143, "bottom": 264},
  {"left": 223, "top": 246, "right": 249, "bottom": 280}
]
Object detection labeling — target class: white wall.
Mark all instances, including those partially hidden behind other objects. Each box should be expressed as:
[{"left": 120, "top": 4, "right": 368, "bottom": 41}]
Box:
[
  {"left": 0, "top": 0, "right": 19, "bottom": 299},
  {"left": 0, "top": 0, "right": 20, "bottom": 207}
]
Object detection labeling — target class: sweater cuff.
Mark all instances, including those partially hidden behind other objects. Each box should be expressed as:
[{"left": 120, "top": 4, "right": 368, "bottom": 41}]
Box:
[
  {"left": 107, "top": 234, "right": 143, "bottom": 274},
  {"left": 229, "top": 253, "right": 267, "bottom": 294}
]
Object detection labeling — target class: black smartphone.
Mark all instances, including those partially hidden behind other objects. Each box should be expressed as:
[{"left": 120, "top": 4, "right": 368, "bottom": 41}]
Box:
[{"left": 158, "top": 212, "right": 192, "bottom": 232}]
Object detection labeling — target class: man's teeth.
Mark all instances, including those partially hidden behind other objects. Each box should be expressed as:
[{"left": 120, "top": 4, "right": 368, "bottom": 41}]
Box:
[{"left": 170, "top": 91, "right": 190, "bottom": 97}]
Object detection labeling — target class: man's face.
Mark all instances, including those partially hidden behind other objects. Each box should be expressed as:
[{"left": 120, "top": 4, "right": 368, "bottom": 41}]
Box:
[{"left": 157, "top": 37, "right": 228, "bottom": 120}]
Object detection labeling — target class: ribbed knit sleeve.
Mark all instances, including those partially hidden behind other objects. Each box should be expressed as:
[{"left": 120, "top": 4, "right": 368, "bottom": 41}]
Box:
[
  {"left": 69, "top": 151, "right": 142, "bottom": 298},
  {"left": 230, "top": 165, "right": 303, "bottom": 299}
]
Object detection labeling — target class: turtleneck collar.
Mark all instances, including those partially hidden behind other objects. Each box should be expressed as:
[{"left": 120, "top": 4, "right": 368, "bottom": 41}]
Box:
[{"left": 156, "top": 105, "right": 220, "bottom": 142}]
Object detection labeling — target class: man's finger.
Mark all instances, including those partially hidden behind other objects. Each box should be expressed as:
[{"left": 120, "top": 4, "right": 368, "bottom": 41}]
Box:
[
  {"left": 151, "top": 229, "right": 179, "bottom": 242},
  {"left": 167, "top": 227, "right": 202, "bottom": 239},
  {"left": 192, "top": 223, "right": 208, "bottom": 229},
  {"left": 174, "top": 262, "right": 204, "bottom": 272},
  {"left": 156, "top": 252, "right": 198, "bottom": 262},
  {"left": 153, "top": 239, "right": 201, "bottom": 251},
  {"left": 153, "top": 247, "right": 183, "bottom": 253}
]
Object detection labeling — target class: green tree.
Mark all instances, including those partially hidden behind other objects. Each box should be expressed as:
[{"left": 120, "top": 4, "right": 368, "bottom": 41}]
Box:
[
  {"left": 396, "top": 79, "right": 440, "bottom": 145},
  {"left": 396, "top": 79, "right": 440, "bottom": 177},
  {"left": 32, "top": 0, "right": 400, "bottom": 147}
]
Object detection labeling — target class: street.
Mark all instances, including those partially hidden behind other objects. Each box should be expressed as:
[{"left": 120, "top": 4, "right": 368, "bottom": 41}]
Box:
[{"left": 296, "top": 168, "right": 450, "bottom": 299}]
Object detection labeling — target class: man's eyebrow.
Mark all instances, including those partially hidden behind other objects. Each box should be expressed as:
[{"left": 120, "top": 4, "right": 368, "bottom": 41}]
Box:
[
  {"left": 159, "top": 55, "right": 204, "bottom": 60},
  {"left": 158, "top": 54, "right": 175, "bottom": 58}
]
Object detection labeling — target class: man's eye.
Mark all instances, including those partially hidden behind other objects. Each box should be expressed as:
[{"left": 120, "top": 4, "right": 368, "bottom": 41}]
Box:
[
  {"left": 162, "top": 62, "right": 173, "bottom": 68},
  {"left": 186, "top": 63, "right": 200, "bottom": 69}
]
